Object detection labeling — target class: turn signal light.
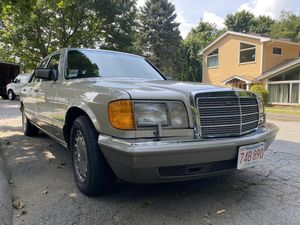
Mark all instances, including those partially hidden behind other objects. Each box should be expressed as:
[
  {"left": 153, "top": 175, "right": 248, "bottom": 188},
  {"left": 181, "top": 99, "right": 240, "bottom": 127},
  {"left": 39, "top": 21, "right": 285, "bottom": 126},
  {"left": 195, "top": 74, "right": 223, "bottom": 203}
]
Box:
[{"left": 108, "top": 100, "right": 135, "bottom": 130}]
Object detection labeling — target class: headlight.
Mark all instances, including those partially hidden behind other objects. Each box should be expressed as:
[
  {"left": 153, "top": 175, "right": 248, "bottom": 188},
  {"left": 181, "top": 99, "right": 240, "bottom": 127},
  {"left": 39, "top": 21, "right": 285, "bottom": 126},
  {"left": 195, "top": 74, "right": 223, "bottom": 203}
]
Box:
[
  {"left": 134, "top": 101, "right": 189, "bottom": 128},
  {"left": 135, "top": 103, "right": 169, "bottom": 126},
  {"left": 108, "top": 100, "right": 189, "bottom": 130},
  {"left": 167, "top": 101, "right": 189, "bottom": 128},
  {"left": 257, "top": 97, "right": 265, "bottom": 125}
]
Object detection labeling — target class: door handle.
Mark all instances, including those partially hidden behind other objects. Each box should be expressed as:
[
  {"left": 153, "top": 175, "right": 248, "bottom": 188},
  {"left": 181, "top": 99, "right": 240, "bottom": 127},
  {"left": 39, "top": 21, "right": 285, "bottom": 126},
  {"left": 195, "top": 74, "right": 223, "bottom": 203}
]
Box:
[{"left": 34, "top": 89, "right": 40, "bottom": 92}]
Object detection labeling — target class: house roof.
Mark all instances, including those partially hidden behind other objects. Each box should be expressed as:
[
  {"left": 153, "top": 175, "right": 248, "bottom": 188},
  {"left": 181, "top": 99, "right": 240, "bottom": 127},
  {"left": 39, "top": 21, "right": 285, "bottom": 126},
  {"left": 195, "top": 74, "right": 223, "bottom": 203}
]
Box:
[
  {"left": 257, "top": 58, "right": 300, "bottom": 81},
  {"left": 0, "top": 61, "right": 19, "bottom": 67},
  {"left": 200, "top": 31, "right": 300, "bottom": 55},
  {"left": 222, "top": 75, "right": 255, "bottom": 84}
]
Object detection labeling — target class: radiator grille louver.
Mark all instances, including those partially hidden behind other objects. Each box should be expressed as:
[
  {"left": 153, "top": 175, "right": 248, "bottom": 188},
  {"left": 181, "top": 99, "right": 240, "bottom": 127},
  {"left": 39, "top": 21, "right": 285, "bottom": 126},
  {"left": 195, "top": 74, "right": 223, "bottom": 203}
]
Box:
[{"left": 196, "top": 92, "right": 259, "bottom": 137}]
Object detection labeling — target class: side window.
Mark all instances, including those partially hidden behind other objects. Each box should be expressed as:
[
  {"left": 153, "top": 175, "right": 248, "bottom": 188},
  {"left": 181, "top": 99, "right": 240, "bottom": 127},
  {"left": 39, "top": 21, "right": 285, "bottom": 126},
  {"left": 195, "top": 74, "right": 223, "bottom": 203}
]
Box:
[
  {"left": 39, "top": 59, "right": 49, "bottom": 68},
  {"left": 207, "top": 48, "right": 219, "bottom": 68},
  {"left": 273, "top": 47, "right": 282, "bottom": 55},
  {"left": 47, "top": 54, "right": 60, "bottom": 69},
  {"left": 31, "top": 58, "right": 50, "bottom": 83},
  {"left": 239, "top": 42, "right": 256, "bottom": 63}
]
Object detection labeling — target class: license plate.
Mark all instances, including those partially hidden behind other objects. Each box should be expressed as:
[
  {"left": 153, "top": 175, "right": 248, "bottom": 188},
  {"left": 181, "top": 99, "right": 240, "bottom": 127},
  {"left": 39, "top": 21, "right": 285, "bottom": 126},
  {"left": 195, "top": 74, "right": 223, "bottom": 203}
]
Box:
[{"left": 237, "top": 142, "right": 265, "bottom": 170}]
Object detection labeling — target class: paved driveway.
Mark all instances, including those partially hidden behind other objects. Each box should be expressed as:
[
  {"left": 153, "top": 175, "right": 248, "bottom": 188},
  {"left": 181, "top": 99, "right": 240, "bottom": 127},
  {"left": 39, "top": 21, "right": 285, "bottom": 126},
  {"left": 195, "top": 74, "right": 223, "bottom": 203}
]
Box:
[{"left": 0, "top": 100, "right": 300, "bottom": 225}]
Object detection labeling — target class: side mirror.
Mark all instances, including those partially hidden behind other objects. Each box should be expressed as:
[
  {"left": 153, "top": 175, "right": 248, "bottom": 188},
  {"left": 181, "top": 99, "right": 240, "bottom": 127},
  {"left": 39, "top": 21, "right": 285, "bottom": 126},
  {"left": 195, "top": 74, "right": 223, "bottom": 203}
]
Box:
[
  {"left": 35, "top": 68, "right": 58, "bottom": 81},
  {"left": 166, "top": 76, "right": 173, "bottom": 80}
]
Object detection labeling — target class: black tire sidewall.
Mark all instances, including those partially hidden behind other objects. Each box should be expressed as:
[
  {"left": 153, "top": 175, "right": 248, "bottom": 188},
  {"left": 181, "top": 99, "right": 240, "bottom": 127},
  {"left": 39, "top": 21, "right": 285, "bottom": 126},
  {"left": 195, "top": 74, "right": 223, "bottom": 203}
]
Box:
[
  {"left": 22, "top": 109, "right": 39, "bottom": 136},
  {"left": 70, "top": 116, "right": 113, "bottom": 195}
]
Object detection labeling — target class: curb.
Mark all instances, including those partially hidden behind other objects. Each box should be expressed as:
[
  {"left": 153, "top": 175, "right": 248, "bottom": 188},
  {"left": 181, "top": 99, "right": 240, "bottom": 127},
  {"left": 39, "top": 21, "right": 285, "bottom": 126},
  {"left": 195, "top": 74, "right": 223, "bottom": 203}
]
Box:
[{"left": 0, "top": 144, "right": 12, "bottom": 225}]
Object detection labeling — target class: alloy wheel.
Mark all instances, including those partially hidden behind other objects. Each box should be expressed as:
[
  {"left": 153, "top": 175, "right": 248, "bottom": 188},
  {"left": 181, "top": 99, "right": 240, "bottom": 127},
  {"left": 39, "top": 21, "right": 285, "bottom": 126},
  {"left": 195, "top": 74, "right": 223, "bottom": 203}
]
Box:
[{"left": 73, "top": 129, "right": 88, "bottom": 183}]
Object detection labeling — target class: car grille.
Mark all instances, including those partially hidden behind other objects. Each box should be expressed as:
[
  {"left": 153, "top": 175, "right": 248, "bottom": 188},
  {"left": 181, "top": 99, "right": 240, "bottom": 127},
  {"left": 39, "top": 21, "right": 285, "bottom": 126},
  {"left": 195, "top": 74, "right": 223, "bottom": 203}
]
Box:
[
  {"left": 159, "top": 159, "right": 237, "bottom": 177},
  {"left": 195, "top": 91, "right": 259, "bottom": 137}
]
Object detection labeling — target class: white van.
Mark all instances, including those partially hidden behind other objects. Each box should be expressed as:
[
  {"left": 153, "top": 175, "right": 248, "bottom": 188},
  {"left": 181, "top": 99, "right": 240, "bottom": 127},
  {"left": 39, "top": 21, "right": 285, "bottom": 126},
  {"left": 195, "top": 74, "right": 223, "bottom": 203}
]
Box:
[{"left": 6, "top": 73, "right": 31, "bottom": 100}]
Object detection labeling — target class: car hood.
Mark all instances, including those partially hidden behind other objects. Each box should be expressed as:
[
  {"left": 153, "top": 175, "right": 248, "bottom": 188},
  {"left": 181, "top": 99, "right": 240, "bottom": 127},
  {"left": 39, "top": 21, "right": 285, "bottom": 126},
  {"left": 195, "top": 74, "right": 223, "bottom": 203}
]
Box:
[{"left": 72, "top": 77, "right": 235, "bottom": 100}]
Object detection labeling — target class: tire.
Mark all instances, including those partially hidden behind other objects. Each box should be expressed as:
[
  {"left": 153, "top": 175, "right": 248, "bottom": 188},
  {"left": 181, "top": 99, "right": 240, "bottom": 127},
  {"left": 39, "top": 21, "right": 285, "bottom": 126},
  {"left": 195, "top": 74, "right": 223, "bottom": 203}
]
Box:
[
  {"left": 22, "top": 109, "right": 39, "bottom": 136},
  {"left": 8, "top": 90, "right": 15, "bottom": 100},
  {"left": 70, "top": 115, "right": 116, "bottom": 196}
]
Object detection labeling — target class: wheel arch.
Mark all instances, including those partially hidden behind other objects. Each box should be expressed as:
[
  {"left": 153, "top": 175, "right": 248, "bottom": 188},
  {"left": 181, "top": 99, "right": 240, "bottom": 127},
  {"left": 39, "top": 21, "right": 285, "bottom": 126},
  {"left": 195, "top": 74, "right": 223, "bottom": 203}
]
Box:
[
  {"left": 63, "top": 106, "right": 100, "bottom": 146},
  {"left": 7, "top": 88, "right": 13, "bottom": 95}
]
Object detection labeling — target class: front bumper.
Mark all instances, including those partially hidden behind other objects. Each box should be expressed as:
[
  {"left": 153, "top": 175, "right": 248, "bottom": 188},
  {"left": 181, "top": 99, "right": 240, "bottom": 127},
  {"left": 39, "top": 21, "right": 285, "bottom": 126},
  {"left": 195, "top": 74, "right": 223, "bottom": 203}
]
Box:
[{"left": 98, "top": 123, "right": 278, "bottom": 183}]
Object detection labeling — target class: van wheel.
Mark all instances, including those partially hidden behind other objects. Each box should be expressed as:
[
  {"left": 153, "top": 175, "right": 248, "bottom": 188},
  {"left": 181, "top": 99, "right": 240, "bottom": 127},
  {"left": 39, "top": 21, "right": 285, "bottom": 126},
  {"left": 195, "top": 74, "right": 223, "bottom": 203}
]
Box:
[
  {"left": 22, "top": 110, "right": 39, "bottom": 136},
  {"left": 8, "top": 90, "right": 15, "bottom": 100},
  {"left": 70, "top": 115, "right": 116, "bottom": 196}
]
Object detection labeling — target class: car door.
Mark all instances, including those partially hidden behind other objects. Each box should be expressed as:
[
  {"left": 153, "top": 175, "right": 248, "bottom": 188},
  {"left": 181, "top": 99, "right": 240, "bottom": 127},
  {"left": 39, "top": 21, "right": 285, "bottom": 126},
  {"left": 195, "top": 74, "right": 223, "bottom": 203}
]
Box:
[
  {"left": 34, "top": 53, "right": 60, "bottom": 133},
  {"left": 14, "top": 76, "right": 24, "bottom": 95},
  {"left": 21, "top": 60, "right": 49, "bottom": 122}
]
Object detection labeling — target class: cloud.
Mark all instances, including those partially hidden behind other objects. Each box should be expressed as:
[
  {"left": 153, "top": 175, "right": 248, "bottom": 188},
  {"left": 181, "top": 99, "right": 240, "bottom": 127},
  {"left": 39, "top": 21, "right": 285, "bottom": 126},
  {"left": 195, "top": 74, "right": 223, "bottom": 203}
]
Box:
[
  {"left": 176, "top": 9, "right": 196, "bottom": 38},
  {"left": 203, "top": 11, "right": 225, "bottom": 29},
  {"left": 136, "top": 0, "right": 146, "bottom": 8},
  {"left": 237, "top": 0, "right": 289, "bottom": 18}
]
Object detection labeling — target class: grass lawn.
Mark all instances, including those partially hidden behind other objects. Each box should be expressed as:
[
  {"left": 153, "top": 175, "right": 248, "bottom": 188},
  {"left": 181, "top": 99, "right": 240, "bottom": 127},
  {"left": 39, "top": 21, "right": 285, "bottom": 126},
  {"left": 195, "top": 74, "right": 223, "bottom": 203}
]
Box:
[{"left": 265, "top": 106, "right": 300, "bottom": 115}]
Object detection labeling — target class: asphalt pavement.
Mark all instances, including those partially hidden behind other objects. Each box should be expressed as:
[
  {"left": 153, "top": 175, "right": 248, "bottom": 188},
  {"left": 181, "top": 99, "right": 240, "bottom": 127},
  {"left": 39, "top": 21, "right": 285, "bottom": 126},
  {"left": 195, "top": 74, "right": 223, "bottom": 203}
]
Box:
[{"left": 0, "top": 99, "right": 300, "bottom": 225}]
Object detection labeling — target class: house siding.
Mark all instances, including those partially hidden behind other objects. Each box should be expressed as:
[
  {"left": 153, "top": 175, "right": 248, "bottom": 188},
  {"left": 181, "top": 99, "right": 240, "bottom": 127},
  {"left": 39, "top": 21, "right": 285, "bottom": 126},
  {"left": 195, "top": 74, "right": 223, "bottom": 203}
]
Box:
[
  {"left": 203, "top": 34, "right": 262, "bottom": 85},
  {"left": 262, "top": 42, "right": 300, "bottom": 73}
]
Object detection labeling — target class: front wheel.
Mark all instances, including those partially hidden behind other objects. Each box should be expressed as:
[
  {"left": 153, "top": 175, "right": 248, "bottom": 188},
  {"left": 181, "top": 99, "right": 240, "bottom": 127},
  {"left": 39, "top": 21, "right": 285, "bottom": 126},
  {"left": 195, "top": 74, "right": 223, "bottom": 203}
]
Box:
[
  {"left": 22, "top": 109, "right": 39, "bottom": 136},
  {"left": 8, "top": 90, "right": 15, "bottom": 100},
  {"left": 70, "top": 115, "right": 116, "bottom": 196}
]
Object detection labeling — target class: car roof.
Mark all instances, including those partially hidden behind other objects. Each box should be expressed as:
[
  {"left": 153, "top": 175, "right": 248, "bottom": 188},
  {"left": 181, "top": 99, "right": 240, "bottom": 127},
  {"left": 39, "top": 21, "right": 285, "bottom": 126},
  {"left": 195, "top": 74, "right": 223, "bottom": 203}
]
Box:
[{"left": 48, "top": 48, "right": 144, "bottom": 59}]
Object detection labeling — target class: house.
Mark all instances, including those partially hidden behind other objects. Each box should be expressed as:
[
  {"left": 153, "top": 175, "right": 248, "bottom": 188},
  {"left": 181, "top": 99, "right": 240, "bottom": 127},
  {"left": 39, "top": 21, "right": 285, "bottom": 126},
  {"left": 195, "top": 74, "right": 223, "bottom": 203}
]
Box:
[{"left": 201, "top": 31, "right": 300, "bottom": 105}]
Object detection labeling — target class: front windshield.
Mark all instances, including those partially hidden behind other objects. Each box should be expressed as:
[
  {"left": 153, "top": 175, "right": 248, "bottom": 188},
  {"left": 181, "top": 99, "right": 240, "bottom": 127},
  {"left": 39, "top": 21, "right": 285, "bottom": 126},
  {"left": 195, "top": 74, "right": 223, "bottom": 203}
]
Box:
[{"left": 66, "top": 50, "right": 165, "bottom": 80}]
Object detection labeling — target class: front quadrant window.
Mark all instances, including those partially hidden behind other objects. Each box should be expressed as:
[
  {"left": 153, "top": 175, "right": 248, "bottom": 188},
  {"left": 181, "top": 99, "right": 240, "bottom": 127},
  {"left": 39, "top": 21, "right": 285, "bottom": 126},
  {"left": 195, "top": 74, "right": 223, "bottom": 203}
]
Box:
[
  {"left": 239, "top": 42, "right": 256, "bottom": 63},
  {"left": 207, "top": 48, "right": 219, "bottom": 68}
]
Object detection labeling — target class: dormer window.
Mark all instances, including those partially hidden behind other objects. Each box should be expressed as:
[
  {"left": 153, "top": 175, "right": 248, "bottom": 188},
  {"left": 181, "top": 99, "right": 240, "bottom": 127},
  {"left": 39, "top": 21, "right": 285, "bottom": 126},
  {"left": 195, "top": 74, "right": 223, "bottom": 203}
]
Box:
[
  {"left": 273, "top": 47, "right": 282, "bottom": 55},
  {"left": 239, "top": 42, "right": 256, "bottom": 63},
  {"left": 207, "top": 48, "right": 219, "bottom": 68}
]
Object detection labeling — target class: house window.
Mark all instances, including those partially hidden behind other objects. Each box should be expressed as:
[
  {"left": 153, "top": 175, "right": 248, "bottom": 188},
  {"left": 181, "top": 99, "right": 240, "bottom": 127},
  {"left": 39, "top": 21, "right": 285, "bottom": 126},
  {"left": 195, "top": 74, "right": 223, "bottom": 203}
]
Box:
[
  {"left": 268, "top": 68, "right": 300, "bottom": 104},
  {"left": 268, "top": 83, "right": 290, "bottom": 103},
  {"left": 273, "top": 47, "right": 282, "bottom": 55},
  {"left": 239, "top": 42, "right": 256, "bottom": 63},
  {"left": 207, "top": 48, "right": 219, "bottom": 68}
]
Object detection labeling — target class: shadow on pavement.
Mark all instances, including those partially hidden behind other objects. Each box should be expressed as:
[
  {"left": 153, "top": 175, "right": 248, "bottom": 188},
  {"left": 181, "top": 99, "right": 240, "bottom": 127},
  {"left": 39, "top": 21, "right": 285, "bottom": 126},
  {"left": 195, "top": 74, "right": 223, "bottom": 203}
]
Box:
[{"left": 1, "top": 119, "right": 300, "bottom": 224}]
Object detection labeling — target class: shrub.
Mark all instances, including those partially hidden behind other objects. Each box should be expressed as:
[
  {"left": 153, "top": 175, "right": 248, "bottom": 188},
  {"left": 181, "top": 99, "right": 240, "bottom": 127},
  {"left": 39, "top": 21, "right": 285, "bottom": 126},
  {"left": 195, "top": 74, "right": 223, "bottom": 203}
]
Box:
[{"left": 250, "top": 84, "right": 269, "bottom": 104}]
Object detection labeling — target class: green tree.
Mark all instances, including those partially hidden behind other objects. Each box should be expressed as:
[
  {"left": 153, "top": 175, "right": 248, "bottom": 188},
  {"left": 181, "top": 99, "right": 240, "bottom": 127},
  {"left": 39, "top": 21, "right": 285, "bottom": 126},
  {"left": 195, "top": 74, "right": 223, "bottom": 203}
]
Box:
[
  {"left": 0, "top": 0, "right": 137, "bottom": 70},
  {"left": 250, "top": 15, "right": 275, "bottom": 35},
  {"left": 270, "top": 11, "right": 300, "bottom": 42},
  {"left": 225, "top": 10, "right": 256, "bottom": 33},
  {"left": 95, "top": 0, "right": 138, "bottom": 52},
  {"left": 137, "top": 0, "right": 182, "bottom": 78},
  {"left": 250, "top": 84, "right": 269, "bottom": 104},
  {"left": 180, "top": 21, "right": 221, "bottom": 81}
]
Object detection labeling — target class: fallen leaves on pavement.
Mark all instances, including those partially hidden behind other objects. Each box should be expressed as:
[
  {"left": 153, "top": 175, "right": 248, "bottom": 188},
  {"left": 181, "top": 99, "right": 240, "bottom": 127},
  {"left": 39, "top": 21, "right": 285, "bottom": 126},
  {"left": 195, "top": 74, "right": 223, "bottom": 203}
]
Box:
[
  {"left": 216, "top": 209, "right": 226, "bottom": 214},
  {"left": 13, "top": 200, "right": 25, "bottom": 210}
]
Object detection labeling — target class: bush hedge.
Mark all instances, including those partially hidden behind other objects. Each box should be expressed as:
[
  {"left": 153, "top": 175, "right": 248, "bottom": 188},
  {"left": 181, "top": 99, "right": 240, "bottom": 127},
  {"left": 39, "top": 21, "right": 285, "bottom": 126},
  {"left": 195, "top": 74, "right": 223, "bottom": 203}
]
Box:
[{"left": 250, "top": 84, "right": 269, "bottom": 104}]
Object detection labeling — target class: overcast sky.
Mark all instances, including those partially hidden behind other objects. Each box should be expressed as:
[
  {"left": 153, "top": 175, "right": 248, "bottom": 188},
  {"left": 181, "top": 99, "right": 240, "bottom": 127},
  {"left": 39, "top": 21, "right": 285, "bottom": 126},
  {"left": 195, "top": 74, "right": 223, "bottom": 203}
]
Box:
[{"left": 137, "top": 0, "right": 300, "bottom": 38}]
